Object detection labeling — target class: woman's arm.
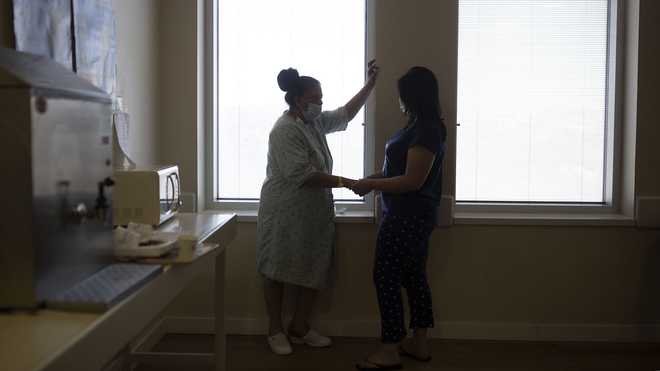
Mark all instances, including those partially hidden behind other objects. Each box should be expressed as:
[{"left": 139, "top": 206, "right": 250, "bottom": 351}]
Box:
[
  {"left": 344, "top": 60, "right": 379, "bottom": 121},
  {"left": 303, "top": 172, "right": 356, "bottom": 189},
  {"left": 353, "top": 146, "right": 435, "bottom": 194},
  {"left": 366, "top": 171, "right": 384, "bottom": 179}
]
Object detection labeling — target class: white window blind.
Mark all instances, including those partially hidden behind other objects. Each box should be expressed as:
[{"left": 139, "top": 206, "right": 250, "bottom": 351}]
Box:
[
  {"left": 457, "top": 0, "right": 609, "bottom": 203},
  {"left": 216, "top": 0, "right": 366, "bottom": 201}
]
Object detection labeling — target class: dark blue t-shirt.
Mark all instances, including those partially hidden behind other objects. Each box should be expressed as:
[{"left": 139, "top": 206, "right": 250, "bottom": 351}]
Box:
[{"left": 381, "top": 119, "right": 446, "bottom": 217}]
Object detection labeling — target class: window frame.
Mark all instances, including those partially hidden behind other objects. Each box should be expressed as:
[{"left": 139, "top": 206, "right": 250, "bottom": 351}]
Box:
[
  {"left": 205, "top": 0, "right": 375, "bottom": 218},
  {"left": 453, "top": 0, "right": 626, "bottom": 218}
]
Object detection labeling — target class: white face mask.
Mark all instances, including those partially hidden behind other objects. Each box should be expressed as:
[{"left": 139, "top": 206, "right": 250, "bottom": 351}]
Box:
[
  {"left": 302, "top": 102, "right": 322, "bottom": 122},
  {"left": 398, "top": 97, "right": 406, "bottom": 114}
]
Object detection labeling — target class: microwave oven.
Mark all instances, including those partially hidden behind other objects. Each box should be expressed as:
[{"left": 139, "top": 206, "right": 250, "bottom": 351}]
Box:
[{"left": 113, "top": 165, "right": 181, "bottom": 226}]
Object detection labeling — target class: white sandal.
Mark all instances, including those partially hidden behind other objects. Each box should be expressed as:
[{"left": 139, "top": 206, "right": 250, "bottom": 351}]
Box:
[{"left": 289, "top": 329, "right": 332, "bottom": 347}]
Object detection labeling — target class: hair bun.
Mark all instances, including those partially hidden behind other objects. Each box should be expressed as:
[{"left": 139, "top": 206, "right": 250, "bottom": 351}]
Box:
[{"left": 277, "top": 68, "right": 300, "bottom": 92}]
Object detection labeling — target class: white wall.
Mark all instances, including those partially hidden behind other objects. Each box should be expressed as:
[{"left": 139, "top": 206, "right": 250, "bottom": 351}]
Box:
[
  {"left": 112, "top": 0, "right": 160, "bottom": 166},
  {"left": 0, "top": 0, "right": 11, "bottom": 48},
  {"left": 0, "top": 1, "right": 161, "bottom": 164},
  {"left": 156, "top": 0, "right": 200, "bottom": 192},
  {"left": 634, "top": 0, "right": 660, "bottom": 196}
]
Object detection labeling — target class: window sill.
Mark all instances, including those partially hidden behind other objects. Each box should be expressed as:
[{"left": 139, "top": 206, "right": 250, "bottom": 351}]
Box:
[
  {"left": 216, "top": 210, "right": 375, "bottom": 224},
  {"left": 205, "top": 208, "right": 635, "bottom": 227},
  {"left": 453, "top": 211, "right": 635, "bottom": 227}
]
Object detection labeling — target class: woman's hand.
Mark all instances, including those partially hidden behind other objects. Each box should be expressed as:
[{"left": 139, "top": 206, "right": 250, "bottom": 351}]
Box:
[
  {"left": 342, "top": 177, "right": 357, "bottom": 189},
  {"left": 350, "top": 178, "right": 373, "bottom": 196},
  {"left": 367, "top": 59, "right": 379, "bottom": 86}
]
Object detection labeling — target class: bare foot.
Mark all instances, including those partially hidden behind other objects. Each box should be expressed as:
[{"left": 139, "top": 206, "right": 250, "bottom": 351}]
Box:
[
  {"left": 356, "top": 348, "right": 401, "bottom": 369},
  {"left": 399, "top": 338, "right": 431, "bottom": 361}
]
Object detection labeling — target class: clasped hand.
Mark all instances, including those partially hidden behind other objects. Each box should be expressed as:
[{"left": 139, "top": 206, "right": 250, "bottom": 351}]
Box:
[{"left": 345, "top": 178, "right": 372, "bottom": 197}]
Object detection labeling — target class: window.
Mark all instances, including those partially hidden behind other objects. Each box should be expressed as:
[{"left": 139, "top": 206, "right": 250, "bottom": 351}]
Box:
[
  {"left": 212, "top": 0, "right": 368, "bottom": 209},
  {"left": 457, "top": 0, "right": 612, "bottom": 204}
]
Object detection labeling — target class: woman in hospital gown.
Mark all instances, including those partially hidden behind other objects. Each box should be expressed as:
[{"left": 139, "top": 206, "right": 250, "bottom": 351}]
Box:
[{"left": 257, "top": 61, "right": 378, "bottom": 355}]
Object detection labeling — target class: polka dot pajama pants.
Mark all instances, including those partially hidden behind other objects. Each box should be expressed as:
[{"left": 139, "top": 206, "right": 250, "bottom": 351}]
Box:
[{"left": 373, "top": 213, "right": 435, "bottom": 344}]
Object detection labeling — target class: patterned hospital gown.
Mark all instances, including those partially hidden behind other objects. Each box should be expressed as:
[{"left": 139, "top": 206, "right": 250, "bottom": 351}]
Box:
[{"left": 256, "top": 107, "right": 349, "bottom": 289}]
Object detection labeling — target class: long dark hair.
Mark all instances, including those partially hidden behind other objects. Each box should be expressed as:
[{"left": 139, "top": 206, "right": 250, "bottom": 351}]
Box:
[
  {"left": 398, "top": 66, "right": 446, "bottom": 140},
  {"left": 277, "top": 68, "right": 320, "bottom": 109}
]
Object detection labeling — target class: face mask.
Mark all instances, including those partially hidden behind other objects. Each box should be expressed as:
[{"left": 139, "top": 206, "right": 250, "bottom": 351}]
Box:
[
  {"left": 398, "top": 97, "right": 406, "bottom": 114},
  {"left": 302, "top": 102, "right": 322, "bottom": 122}
]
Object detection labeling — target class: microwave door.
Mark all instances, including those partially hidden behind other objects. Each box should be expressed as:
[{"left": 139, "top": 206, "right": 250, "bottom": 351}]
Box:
[
  {"left": 160, "top": 173, "right": 180, "bottom": 215},
  {"left": 159, "top": 174, "right": 172, "bottom": 217},
  {"left": 170, "top": 173, "right": 181, "bottom": 211},
  {"left": 167, "top": 174, "right": 176, "bottom": 212}
]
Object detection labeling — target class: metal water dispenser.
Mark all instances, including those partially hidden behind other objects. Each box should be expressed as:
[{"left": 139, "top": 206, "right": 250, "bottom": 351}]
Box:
[{"left": 0, "top": 47, "right": 116, "bottom": 309}]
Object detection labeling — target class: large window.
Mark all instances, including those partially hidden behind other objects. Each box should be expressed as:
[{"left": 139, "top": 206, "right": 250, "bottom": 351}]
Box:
[
  {"left": 457, "top": 0, "right": 611, "bottom": 203},
  {"left": 214, "top": 0, "right": 367, "bottom": 204}
]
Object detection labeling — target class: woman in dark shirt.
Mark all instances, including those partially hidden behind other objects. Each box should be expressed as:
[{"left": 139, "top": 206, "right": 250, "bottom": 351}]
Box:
[{"left": 352, "top": 66, "right": 446, "bottom": 370}]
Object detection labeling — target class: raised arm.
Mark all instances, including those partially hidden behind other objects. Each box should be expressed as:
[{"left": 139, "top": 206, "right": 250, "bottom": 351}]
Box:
[{"left": 344, "top": 59, "right": 379, "bottom": 121}]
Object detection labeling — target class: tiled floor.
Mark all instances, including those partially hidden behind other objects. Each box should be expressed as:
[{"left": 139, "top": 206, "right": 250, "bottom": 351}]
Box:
[{"left": 134, "top": 334, "right": 660, "bottom": 371}]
